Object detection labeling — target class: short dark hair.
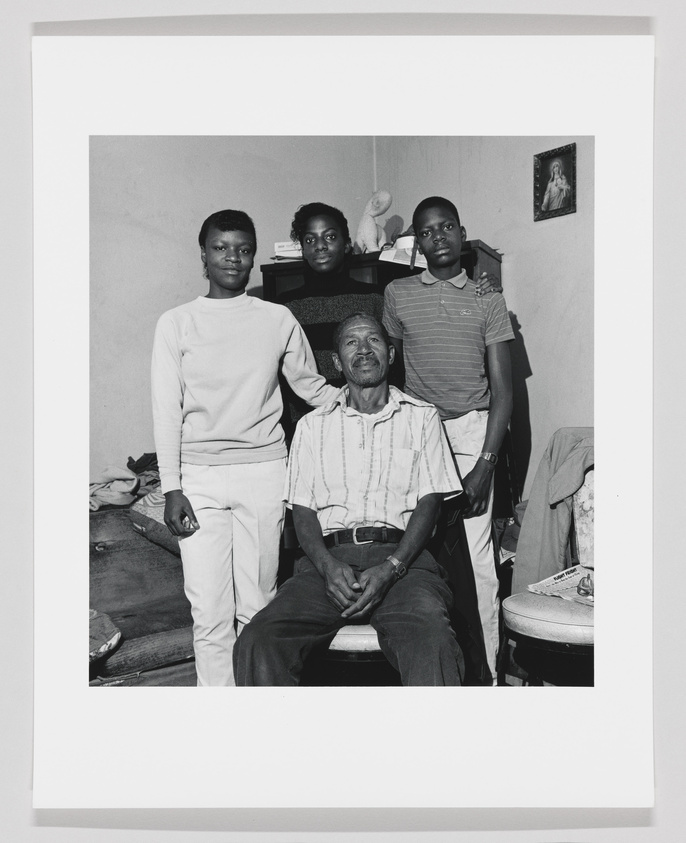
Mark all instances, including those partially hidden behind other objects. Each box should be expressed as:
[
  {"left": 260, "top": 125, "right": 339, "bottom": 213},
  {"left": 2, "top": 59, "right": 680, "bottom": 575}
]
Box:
[
  {"left": 198, "top": 209, "right": 257, "bottom": 249},
  {"left": 332, "top": 312, "right": 391, "bottom": 354},
  {"left": 290, "top": 202, "right": 351, "bottom": 246},
  {"left": 412, "top": 196, "right": 461, "bottom": 233}
]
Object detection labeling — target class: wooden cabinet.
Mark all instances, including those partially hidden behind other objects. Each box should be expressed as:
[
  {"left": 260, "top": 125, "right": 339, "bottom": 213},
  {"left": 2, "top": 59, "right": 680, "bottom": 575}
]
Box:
[{"left": 260, "top": 239, "right": 501, "bottom": 302}]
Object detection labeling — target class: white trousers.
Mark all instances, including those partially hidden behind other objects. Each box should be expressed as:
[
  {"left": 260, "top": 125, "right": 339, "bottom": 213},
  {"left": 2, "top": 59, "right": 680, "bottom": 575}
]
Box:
[
  {"left": 178, "top": 459, "right": 287, "bottom": 686},
  {"left": 443, "top": 411, "right": 499, "bottom": 677}
]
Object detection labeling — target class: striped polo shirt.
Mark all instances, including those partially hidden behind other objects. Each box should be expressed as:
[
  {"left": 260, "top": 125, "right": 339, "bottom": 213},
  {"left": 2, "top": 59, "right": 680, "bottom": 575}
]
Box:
[
  {"left": 285, "top": 386, "right": 461, "bottom": 534},
  {"left": 383, "top": 269, "right": 514, "bottom": 420}
]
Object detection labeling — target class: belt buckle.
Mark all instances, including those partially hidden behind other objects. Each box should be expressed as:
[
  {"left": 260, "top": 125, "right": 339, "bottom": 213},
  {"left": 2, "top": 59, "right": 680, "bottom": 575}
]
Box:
[{"left": 352, "top": 526, "right": 373, "bottom": 545}]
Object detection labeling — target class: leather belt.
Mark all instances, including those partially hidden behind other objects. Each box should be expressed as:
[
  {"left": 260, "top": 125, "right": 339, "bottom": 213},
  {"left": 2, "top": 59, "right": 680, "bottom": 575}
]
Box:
[{"left": 323, "top": 526, "right": 404, "bottom": 548}]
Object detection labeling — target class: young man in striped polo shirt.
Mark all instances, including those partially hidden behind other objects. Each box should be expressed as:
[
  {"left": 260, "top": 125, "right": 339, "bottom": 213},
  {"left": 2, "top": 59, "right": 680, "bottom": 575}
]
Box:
[
  {"left": 233, "top": 313, "right": 465, "bottom": 686},
  {"left": 383, "top": 197, "right": 514, "bottom": 683}
]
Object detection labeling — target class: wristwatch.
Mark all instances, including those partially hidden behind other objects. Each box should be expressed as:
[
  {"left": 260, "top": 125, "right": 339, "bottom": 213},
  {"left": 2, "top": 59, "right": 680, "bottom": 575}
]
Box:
[
  {"left": 479, "top": 451, "right": 498, "bottom": 466},
  {"left": 386, "top": 555, "right": 408, "bottom": 580}
]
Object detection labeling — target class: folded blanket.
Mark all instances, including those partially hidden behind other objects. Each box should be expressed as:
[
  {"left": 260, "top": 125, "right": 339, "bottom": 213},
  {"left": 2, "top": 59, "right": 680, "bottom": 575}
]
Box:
[{"left": 89, "top": 465, "right": 140, "bottom": 510}]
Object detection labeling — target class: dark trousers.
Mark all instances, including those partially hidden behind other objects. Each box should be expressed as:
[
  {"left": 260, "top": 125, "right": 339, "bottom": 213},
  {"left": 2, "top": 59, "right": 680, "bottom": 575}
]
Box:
[
  {"left": 233, "top": 542, "right": 464, "bottom": 686},
  {"left": 427, "top": 501, "right": 492, "bottom": 685}
]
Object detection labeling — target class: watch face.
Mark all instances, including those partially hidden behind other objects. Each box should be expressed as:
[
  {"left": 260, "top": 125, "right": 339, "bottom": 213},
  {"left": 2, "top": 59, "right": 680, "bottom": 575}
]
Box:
[{"left": 396, "top": 563, "right": 408, "bottom": 579}]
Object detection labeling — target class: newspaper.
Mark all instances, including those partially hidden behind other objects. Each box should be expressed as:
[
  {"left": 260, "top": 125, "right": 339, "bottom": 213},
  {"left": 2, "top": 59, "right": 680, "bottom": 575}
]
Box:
[{"left": 527, "top": 564, "right": 594, "bottom": 608}]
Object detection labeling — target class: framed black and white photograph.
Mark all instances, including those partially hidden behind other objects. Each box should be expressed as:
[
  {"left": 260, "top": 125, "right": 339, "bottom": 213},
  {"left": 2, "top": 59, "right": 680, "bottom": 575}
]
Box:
[{"left": 534, "top": 143, "right": 577, "bottom": 221}]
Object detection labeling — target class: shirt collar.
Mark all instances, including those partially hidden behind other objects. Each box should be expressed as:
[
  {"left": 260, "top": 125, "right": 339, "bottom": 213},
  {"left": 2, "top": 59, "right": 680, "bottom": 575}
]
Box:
[
  {"left": 420, "top": 268, "right": 468, "bottom": 289},
  {"left": 197, "top": 291, "right": 249, "bottom": 308},
  {"left": 319, "top": 385, "right": 404, "bottom": 419}
]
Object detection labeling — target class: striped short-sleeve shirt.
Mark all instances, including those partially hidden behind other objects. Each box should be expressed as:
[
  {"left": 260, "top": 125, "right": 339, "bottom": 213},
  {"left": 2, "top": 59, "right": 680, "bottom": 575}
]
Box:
[
  {"left": 285, "top": 386, "right": 461, "bottom": 534},
  {"left": 383, "top": 269, "right": 514, "bottom": 420}
]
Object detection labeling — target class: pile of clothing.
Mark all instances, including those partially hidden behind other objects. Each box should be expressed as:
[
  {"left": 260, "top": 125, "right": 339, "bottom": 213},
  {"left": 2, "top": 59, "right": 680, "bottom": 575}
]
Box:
[{"left": 89, "top": 452, "right": 160, "bottom": 510}]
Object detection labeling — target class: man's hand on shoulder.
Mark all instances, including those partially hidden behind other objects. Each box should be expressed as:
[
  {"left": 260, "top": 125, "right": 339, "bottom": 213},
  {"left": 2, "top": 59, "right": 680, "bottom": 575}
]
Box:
[
  {"left": 340, "top": 559, "right": 396, "bottom": 621},
  {"left": 320, "top": 555, "right": 363, "bottom": 613},
  {"left": 474, "top": 272, "right": 503, "bottom": 297}
]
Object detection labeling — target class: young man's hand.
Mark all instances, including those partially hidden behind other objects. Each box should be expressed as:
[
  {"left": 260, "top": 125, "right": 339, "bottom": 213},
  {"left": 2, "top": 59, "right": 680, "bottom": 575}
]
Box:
[
  {"left": 340, "top": 560, "right": 396, "bottom": 621},
  {"left": 163, "top": 490, "right": 200, "bottom": 536},
  {"left": 461, "top": 461, "right": 495, "bottom": 518},
  {"left": 321, "top": 556, "right": 363, "bottom": 613}
]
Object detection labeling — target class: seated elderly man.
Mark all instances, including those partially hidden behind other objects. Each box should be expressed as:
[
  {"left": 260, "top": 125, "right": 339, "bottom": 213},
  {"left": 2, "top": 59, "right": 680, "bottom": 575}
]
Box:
[{"left": 233, "top": 312, "right": 465, "bottom": 686}]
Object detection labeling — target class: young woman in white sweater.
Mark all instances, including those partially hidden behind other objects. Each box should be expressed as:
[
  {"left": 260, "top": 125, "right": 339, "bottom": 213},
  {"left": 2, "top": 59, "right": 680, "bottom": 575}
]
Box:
[{"left": 152, "top": 209, "right": 337, "bottom": 686}]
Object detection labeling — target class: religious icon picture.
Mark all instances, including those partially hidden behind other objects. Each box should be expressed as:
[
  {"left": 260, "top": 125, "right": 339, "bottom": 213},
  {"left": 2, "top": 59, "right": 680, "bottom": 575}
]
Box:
[{"left": 534, "top": 143, "right": 577, "bottom": 221}]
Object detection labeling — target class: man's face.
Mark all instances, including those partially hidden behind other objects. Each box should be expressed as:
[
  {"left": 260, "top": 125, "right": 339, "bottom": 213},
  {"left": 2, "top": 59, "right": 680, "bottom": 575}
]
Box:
[
  {"left": 301, "top": 214, "right": 349, "bottom": 275},
  {"left": 201, "top": 227, "right": 255, "bottom": 297},
  {"left": 332, "top": 317, "right": 395, "bottom": 388},
  {"left": 414, "top": 204, "right": 465, "bottom": 274}
]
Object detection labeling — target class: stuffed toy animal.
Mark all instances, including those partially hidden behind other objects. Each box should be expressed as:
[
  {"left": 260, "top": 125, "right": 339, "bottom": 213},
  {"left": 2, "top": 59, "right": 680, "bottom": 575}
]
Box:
[{"left": 354, "top": 189, "right": 392, "bottom": 253}]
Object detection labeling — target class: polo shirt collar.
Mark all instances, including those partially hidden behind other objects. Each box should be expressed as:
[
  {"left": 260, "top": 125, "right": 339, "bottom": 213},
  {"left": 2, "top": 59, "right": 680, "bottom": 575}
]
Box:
[{"left": 420, "top": 268, "right": 468, "bottom": 289}]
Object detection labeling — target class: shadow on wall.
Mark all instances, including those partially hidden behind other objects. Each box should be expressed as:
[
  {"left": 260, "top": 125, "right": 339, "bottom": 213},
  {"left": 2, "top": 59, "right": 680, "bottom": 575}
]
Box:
[
  {"left": 383, "top": 214, "right": 406, "bottom": 244},
  {"left": 508, "top": 310, "right": 533, "bottom": 498}
]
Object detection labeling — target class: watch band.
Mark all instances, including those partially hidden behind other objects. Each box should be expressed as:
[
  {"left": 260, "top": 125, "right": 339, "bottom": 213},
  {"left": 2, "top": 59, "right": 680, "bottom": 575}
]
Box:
[
  {"left": 479, "top": 451, "right": 498, "bottom": 466},
  {"left": 386, "top": 555, "right": 408, "bottom": 579}
]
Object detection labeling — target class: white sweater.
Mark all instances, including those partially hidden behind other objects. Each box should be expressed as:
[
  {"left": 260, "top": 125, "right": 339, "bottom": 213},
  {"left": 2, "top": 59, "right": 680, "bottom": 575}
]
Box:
[{"left": 151, "top": 293, "right": 338, "bottom": 493}]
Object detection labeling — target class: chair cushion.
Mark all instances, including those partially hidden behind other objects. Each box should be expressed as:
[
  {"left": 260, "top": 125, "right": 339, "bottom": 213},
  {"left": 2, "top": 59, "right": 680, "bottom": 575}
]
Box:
[
  {"left": 502, "top": 592, "right": 594, "bottom": 646},
  {"left": 329, "top": 624, "right": 381, "bottom": 652}
]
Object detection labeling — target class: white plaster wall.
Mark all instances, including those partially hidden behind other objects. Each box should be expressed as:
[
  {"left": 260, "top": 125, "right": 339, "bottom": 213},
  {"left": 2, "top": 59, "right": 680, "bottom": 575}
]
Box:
[
  {"left": 89, "top": 136, "right": 374, "bottom": 477},
  {"left": 376, "top": 136, "right": 594, "bottom": 496}
]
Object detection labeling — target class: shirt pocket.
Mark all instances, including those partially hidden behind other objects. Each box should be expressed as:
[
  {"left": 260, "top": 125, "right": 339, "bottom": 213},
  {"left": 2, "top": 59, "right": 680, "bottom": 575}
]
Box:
[{"left": 381, "top": 447, "right": 419, "bottom": 496}]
